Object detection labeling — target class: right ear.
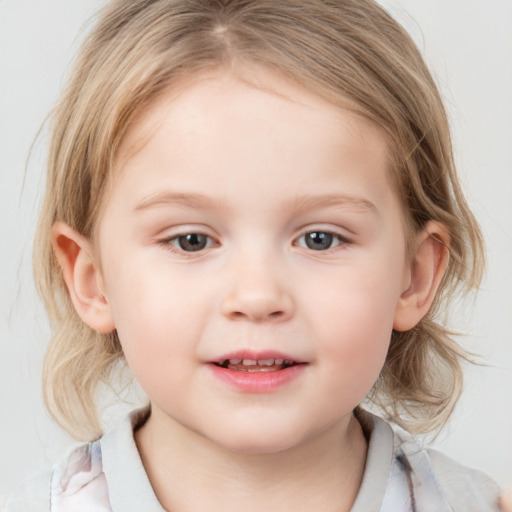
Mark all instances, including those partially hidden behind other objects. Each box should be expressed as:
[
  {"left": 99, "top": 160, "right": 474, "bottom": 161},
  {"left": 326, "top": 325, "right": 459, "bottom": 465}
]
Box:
[{"left": 51, "top": 221, "right": 115, "bottom": 333}]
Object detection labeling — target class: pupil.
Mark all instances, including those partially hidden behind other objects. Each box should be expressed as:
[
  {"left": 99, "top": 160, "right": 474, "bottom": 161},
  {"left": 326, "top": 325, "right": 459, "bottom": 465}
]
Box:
[
  {"left": 305, "top": 232, "right": 333, "bottom": 250},
  {"left": 178, "top": 233, "right": 207, "bottom": 251}
]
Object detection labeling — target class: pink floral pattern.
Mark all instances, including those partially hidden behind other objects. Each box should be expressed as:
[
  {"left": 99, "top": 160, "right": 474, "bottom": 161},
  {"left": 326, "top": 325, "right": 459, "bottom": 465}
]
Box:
[{"left": 50, "top": 441, "right": 112, "bottom": 511}]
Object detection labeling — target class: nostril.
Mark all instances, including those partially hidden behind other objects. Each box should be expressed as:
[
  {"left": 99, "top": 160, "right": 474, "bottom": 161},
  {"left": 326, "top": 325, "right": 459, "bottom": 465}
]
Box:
[
  {"left": 228, "top": 309, "right": 286, "bottom": 322},
  {"left": 221, "top": 290, "right": 294, "bottom": 322}
]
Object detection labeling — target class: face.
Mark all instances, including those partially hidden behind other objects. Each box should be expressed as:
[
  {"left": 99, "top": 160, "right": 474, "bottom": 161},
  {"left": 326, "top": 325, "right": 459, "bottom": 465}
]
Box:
[{"left": 96, "top": 69, "right": 410, "bottom": 453}]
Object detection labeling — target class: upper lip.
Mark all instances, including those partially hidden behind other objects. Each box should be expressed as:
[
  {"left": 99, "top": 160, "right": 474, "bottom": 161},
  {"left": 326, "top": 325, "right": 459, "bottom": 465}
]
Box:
[{"left": 208, "top": 350, "right": 307, "bottom": 365}]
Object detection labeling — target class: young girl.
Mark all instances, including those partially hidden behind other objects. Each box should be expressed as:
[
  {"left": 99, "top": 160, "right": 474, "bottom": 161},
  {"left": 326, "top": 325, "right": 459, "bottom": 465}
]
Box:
[{"left": 4, "top": 0, "right": 506, "bottom": 510}]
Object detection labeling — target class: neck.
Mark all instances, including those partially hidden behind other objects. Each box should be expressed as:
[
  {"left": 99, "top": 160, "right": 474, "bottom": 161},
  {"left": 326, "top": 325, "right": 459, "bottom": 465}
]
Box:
[{"left": 135, "top": 408, "right": 368, "bottom": 512}]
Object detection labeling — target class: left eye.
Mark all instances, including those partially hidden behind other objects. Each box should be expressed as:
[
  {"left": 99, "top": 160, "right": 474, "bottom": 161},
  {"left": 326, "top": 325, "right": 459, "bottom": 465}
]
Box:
[
  {"left": 296, "top": 231, "right": 345, "bottom": 251},
  {"left": 167, "top": 233, "right": 215, "bottom": 252}
]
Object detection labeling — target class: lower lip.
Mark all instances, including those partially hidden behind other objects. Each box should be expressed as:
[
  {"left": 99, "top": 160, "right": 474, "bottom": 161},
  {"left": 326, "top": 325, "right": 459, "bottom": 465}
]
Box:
[{"left": 208, "top": 364, "right": 306, "bottom": 393}]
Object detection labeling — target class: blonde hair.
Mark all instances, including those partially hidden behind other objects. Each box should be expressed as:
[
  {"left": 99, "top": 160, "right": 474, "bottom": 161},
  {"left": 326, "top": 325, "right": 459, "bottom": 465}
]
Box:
[{"left": 35, "top": 0, "right": 484, "bottom": 440}]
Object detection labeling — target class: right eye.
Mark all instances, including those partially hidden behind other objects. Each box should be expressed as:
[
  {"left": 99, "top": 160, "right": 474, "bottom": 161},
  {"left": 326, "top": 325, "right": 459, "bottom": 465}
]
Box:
[{"left": 164, "top": 233, "right": 216, "bottom": 252}]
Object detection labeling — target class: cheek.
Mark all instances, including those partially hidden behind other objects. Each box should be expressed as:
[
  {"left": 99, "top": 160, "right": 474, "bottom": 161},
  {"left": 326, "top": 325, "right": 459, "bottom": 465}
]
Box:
[
  {"left": 109, "top": 287, "right": 194, "bottom": 402},
  {"left": 316, "top": 303, "right": 392, "bottom": 412},
  {"left": 324, "top": 292, "right": 393, "bottom": 370},
  {"left": 307, "top": 262, "right": 404, "bottom": 395},
  {"left": 101, "top": 258, "right": 203, "bottom": 381}
]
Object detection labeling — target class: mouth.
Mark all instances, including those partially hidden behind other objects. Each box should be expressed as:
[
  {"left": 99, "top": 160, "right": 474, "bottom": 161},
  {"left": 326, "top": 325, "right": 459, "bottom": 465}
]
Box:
[
  {"left": 213, "top": 358, "right": 299, "bottom": 372},
  {"left": 208, "top": 353, "right": 306, "bottom": 392},
  {"left": 207, "top": 351, "right": 307, "bottom": 391}
]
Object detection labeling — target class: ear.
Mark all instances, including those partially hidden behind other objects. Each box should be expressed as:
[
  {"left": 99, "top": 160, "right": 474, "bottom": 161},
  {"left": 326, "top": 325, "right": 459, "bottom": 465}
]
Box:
[
  {"left": 51, "top": 221, "right": 115, "bottom": 333},
  {"left": 393, "top": 221, "right": 450, "bottom": 332}
]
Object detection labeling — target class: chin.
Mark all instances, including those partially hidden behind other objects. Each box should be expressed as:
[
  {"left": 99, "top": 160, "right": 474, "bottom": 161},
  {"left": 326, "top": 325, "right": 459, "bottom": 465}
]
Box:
[{"left": 206, "top": 422, "right": 310, "bottom": 456}]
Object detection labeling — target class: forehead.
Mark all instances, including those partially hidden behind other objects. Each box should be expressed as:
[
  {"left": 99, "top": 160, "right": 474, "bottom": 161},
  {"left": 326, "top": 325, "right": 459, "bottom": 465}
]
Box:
[{"left": 115, "top": 67, "right": 392, "bottom": 174}]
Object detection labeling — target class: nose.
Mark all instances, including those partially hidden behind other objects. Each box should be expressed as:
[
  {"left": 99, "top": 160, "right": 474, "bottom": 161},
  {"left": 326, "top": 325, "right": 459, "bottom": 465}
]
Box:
[{"left": 220, "top": 257, "right": 295, "bottom": 323}]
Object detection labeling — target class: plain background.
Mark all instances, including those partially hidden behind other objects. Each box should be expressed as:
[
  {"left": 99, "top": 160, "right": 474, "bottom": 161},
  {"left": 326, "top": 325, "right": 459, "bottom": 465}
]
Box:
[{"left": 1, "top": 0, "right": 511, "bottom": 500}]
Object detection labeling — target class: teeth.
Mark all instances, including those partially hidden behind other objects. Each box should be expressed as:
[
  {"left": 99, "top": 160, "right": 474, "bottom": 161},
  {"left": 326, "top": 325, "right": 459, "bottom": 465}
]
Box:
[
  {"left": 239, "top": 359, "right": 286, "bottom": 366},
  {"left": 219, "top": 358, "right": 297, "bottom": 367}
]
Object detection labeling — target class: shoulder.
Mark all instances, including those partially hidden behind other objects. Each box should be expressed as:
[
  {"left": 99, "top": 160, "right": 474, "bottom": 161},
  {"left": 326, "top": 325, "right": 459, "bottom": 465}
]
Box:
[
  {"left": 427, "top": 448, "right": 501, "bottom": 512},
  {"left": 3, "top": 407, "right": 152, "bottom": 512},
  {"left": 3, "top": 441, "right": 106, "bottom": 512},
  {"left": 357, "top": 410, "right": 501, "bottom": 512},
  {"left": 391, "top": 420, "right": 501, "bottom": 512}
]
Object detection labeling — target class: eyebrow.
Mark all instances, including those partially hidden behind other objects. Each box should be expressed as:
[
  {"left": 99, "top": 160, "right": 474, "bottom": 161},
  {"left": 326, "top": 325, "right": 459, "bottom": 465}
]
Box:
[
  {"left": 134, "top": 192, "right": 224, "bottom": 212},
  {"left": 288, "top": 194, "right": 378, "bottom": 215}
]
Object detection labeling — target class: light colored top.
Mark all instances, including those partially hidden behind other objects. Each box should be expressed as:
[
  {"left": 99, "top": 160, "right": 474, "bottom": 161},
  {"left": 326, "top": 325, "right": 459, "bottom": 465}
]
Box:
[{"left": 4, "top": 408, "right": 501, "bottom": 511}]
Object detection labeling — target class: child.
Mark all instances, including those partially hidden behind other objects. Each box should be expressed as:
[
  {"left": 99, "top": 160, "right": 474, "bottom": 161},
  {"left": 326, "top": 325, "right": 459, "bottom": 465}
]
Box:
[{"left": 4, "top": 0, "right": 505, "bottom": 510}]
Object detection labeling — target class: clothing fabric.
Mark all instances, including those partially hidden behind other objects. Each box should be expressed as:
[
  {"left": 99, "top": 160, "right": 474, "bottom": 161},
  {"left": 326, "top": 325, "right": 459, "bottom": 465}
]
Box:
[{"left": 5, "top": 408, "right": 500, "bottom": 512}]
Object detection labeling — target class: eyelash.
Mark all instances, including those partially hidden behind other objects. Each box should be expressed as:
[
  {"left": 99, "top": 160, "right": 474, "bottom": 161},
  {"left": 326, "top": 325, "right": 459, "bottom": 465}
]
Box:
[{"left": 158, "top": 229, "right": 351, "bottom": 254}]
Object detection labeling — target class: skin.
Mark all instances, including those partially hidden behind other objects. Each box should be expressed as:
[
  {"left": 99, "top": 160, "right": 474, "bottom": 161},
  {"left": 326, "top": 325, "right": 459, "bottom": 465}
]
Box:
[
  {"left": 502, "top": 491, "right": 512, "bottom": 512},
  {"left": 53, "top": 68, "right": 450, "bottom": 512}
]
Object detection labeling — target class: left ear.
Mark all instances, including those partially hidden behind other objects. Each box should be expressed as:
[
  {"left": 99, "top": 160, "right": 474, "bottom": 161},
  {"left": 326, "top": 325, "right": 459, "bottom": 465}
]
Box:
[{"left": 393, "top": 221, "right": 450, "bottom": 332}]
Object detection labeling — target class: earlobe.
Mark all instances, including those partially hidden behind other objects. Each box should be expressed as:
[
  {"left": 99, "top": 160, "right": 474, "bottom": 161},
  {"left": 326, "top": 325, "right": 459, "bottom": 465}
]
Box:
[
  {"left": 51, "top": 221, "right": 115, "bottom": 333},
  {"left": 393, "top": 221, "right": 450, "bottom": 332}
]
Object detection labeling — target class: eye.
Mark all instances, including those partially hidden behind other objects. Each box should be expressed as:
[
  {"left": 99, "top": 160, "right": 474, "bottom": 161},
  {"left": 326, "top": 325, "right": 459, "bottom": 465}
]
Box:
[
  {"left": 296, "top": 231, "right": 346, "bottom": 251},
  {"left": 166, "top": 233, "right": 216, "bottom": 252}
]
